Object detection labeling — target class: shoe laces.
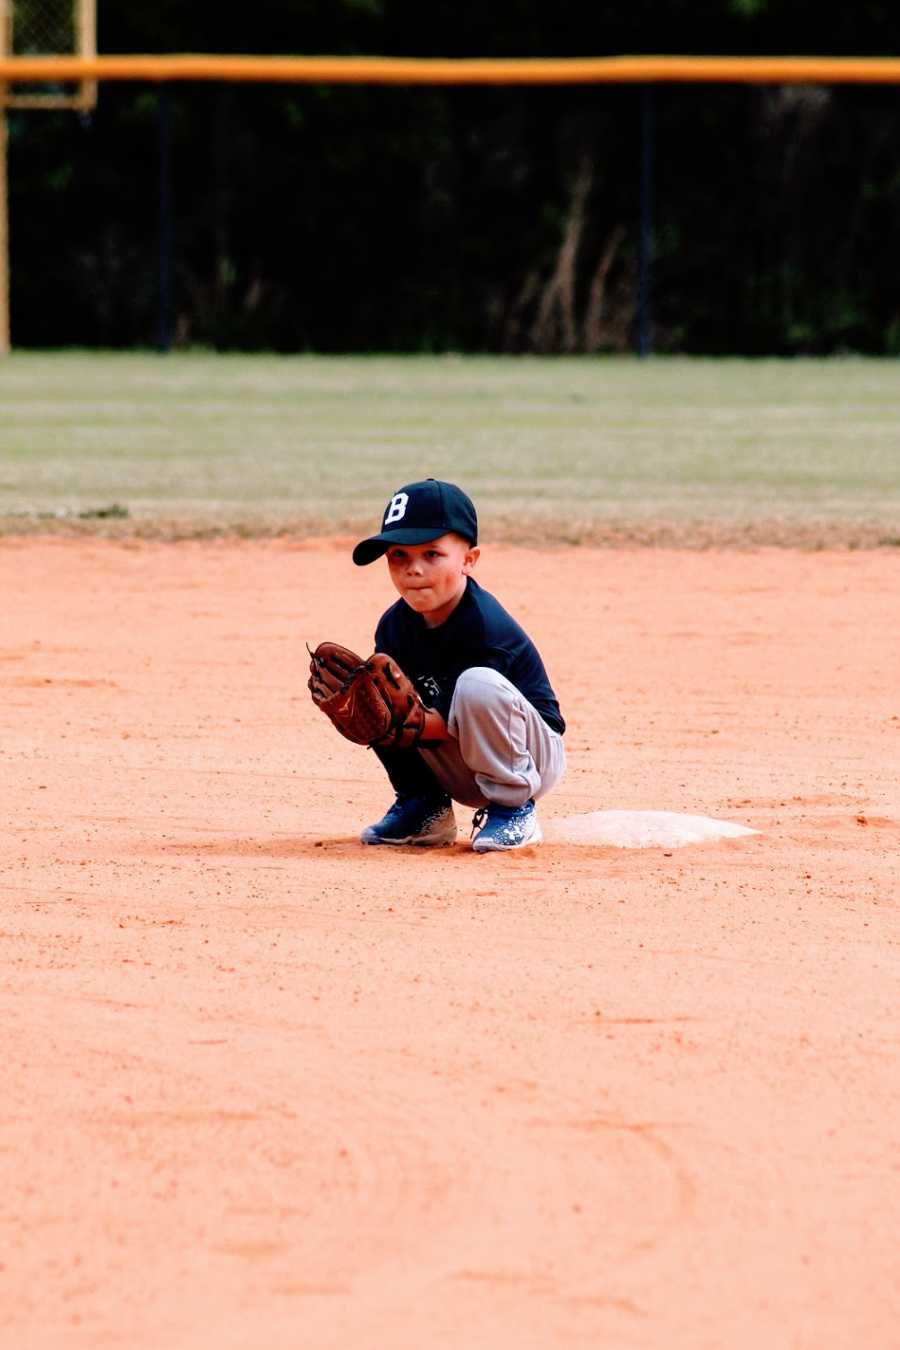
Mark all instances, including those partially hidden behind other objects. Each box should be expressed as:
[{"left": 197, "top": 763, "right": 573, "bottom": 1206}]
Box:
[{"left": 471, "top": 800, "right": 531, "bottom": 837}]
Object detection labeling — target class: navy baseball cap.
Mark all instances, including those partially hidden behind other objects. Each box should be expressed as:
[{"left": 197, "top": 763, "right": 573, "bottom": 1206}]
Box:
[{"left": 352, "top": 479, "right": 478, "bottom": 566}]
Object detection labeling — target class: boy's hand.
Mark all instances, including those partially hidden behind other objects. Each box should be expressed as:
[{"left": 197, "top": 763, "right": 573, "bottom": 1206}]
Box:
[
  {"left": 308, "top": 641, "right": 362, "bottom": 703},
  {"left": 308, "top": 642, "right": 448, "bottom": 750}
]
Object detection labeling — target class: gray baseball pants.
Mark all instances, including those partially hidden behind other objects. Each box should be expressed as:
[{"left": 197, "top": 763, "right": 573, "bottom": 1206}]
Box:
[{"left": 418, "top": 667, "right": 566, "bottom": 809}]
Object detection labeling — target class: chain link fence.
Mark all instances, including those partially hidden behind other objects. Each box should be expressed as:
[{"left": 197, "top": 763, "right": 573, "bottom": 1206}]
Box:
[{"left": 13, "top": 0, "right": 75, "bottom": 54}]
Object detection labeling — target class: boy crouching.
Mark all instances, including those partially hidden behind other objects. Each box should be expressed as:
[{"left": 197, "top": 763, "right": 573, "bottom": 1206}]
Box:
[{"left": 309, "top": 479, "right": 565, "bottom": 852}]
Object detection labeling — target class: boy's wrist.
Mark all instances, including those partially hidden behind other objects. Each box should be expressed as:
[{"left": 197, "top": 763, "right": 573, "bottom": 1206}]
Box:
[{"left": 420, "top": 707, "right": 450, "bottom": 744}]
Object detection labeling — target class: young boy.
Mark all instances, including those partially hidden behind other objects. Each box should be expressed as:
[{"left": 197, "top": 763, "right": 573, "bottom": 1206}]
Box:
[{"left": 351, "top": 478, "right": 565, "bottom": 852}]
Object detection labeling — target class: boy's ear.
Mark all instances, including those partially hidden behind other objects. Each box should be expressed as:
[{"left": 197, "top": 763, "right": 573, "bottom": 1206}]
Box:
[{"left": 462, "top": 545, "right": 480, "bottom": 575}]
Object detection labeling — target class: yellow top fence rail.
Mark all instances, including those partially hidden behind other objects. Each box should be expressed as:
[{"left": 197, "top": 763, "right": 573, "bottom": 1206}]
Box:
[{"left": 2, "top": 54, "right": 900, "bottom": 86}]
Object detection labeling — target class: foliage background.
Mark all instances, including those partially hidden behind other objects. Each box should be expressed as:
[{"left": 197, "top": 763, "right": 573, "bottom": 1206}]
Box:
[{"left": 7, "top": 0, "right": 900, "bottom": 353}]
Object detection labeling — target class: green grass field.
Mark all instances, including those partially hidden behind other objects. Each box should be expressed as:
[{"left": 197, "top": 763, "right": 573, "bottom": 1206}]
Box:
[{"left": 1, "top": 352, "right": 898, "bottom": 545}]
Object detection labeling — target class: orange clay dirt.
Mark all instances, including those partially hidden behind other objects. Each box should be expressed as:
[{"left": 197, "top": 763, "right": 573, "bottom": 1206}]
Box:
[{"left": 1, "top": 539, "right": 898, "bottom": 1350}]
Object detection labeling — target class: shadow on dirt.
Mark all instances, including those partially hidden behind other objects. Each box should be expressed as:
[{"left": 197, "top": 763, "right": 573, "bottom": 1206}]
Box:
[{"left": 158, "top": 835, "right": 364, "bottom": 860}]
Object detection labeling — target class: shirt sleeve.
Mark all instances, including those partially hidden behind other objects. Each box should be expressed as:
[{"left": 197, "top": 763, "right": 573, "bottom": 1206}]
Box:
[
  {"left": 476, "top": 643, "right": 517, "bottom": 678},
  {"left": 374, "top": 608, "right": 394, "bottom": 656}
]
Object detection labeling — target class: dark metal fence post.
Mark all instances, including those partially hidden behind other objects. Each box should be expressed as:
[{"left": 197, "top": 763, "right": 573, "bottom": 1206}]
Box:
[
  {"left": 637, "top": 83, "right": 655, "bottom": 358},
  {"left": 158, "top": 86, "right": 174, "bottom": 352}
]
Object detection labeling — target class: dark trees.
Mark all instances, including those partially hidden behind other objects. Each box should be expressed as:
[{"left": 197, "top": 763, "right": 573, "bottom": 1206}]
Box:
[{"left": 7, "top": 0, "right": 900, "bottom": 352}]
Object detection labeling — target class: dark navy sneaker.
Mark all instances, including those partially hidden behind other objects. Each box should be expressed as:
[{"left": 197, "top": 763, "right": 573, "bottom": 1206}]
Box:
[
  {"left": 360, "top": 792, "right": 457, "bottom": 846},
  {"left": 471, "top": 799, "right": 542, "bottom": 853}
]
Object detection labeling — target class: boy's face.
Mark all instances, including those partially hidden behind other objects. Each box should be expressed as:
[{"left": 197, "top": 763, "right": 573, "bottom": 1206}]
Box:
[{"left": 385, "top": 532, "right": 480, "bottom": 628}]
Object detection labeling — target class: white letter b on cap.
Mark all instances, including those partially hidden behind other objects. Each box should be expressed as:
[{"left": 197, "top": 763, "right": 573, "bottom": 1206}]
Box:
[{"left": 384, "top": 492, "right": 409, "bottom": 525}]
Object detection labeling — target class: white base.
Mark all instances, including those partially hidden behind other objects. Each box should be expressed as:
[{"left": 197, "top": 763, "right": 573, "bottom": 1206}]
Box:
[{"left": 544, "top": 809, "right": 758, "bottom": 850}]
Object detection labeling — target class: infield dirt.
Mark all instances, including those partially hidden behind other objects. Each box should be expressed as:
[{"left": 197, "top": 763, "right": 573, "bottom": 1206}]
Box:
[{"left": 2, "top": 540, "right": 898, "bottom": 1348}]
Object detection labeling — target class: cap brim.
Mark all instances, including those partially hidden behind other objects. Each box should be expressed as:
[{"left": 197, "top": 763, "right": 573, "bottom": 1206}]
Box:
[{"left": 352, "top": 527, "right": 446, "bottom": 566}]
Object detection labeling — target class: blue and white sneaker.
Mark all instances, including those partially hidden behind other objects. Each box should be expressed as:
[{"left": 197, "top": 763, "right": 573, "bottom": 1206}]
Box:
[
  {"left": 361, "top": 792, "right": 457, "bottom": 846},
  {"left": 471, "top": 799, "right": 542, "bottom": 853}
]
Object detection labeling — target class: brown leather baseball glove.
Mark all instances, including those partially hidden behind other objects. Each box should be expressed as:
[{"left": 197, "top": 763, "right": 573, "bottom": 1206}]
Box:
[{"left": 308, "top": 642, "right": 447, "bottom": 750}]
